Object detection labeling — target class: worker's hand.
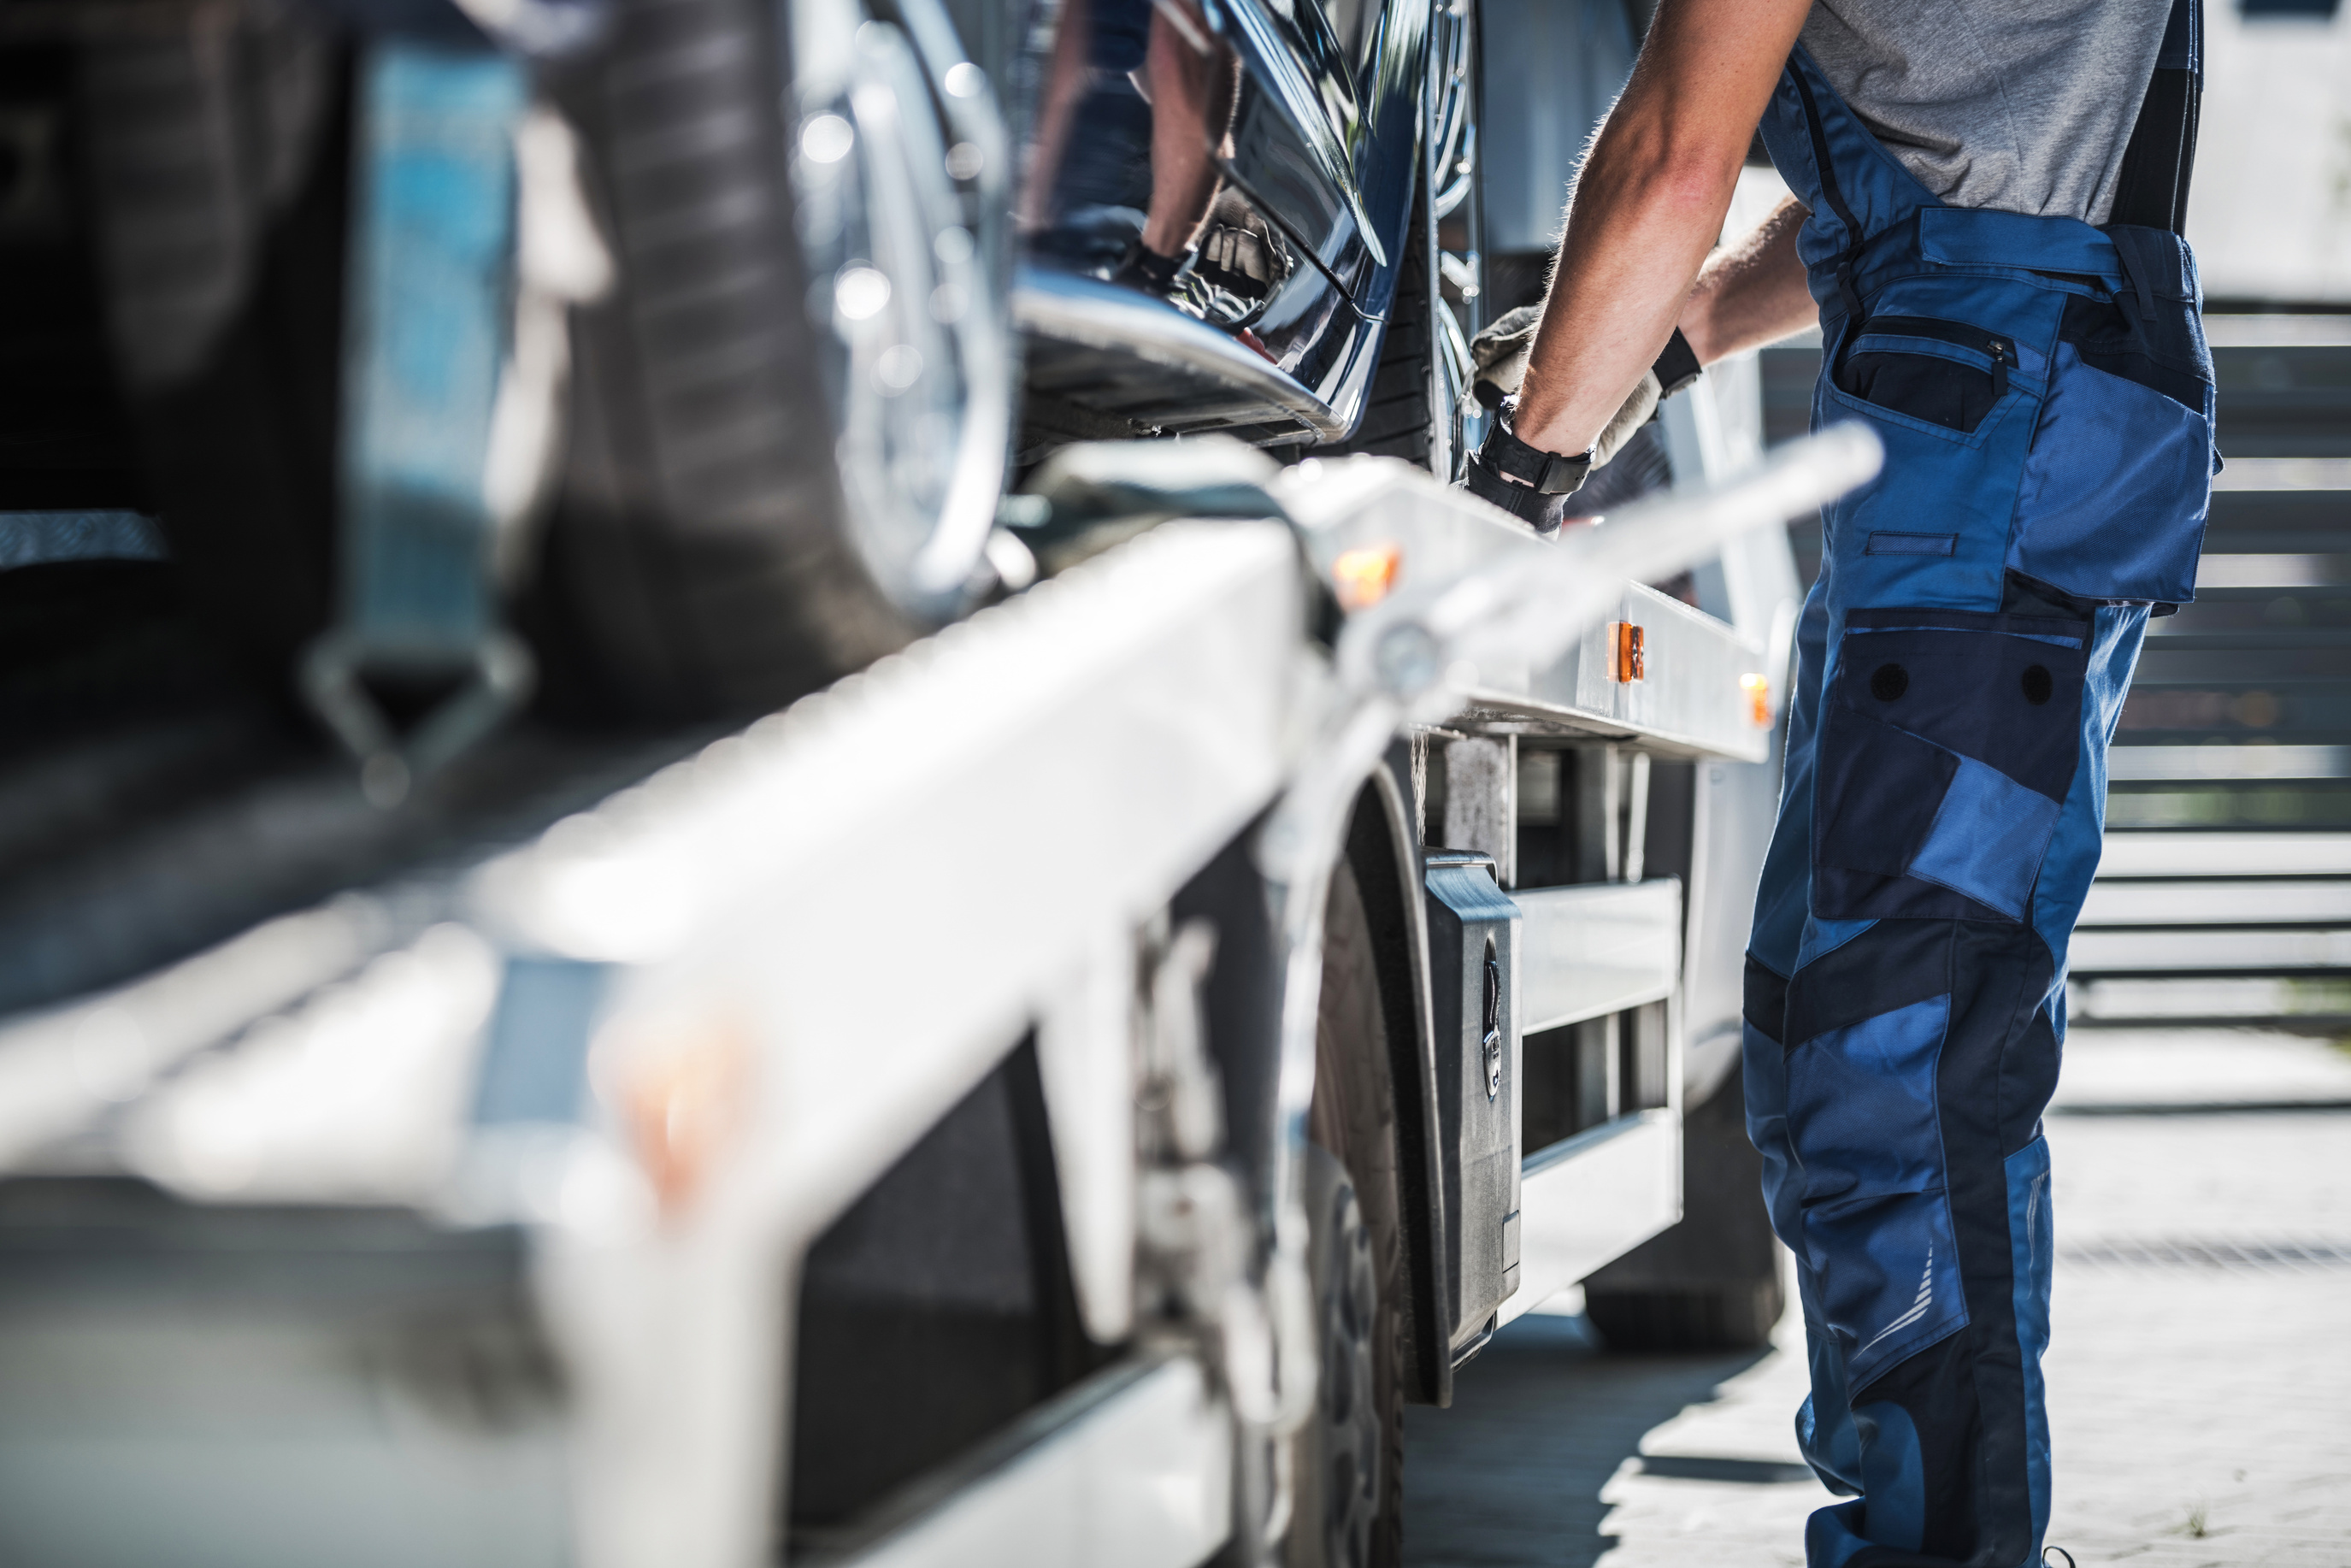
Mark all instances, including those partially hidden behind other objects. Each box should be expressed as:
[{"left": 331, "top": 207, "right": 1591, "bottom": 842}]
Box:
[
  {"left": 1470, "top": 304, "right": 1541, "bottom": 410},
  {"left": 1470, "top": 306, "right": 1664, "bottom": 472},
  {"left": 1591, "top": 373, "right": 1663, "bottom": 469}
]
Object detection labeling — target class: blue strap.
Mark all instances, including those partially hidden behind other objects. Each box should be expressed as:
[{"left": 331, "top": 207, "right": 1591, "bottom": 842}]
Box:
[
  {"left": 2157, "top": 0, "right": 2201, "bottom": 74},
  {"left": 0, "top": 510, "right": 167, "bottom": 569},
  {"left": 304, "top": 44, "right": 534, "bottom": 805}
]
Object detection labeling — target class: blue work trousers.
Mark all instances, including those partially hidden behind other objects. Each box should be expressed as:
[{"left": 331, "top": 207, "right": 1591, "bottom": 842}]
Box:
[{"left": 1741, "top": 33, "right": 2215, "bottom": 1568}]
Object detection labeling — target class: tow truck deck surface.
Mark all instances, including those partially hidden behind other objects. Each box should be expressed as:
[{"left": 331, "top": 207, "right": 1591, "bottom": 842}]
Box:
[{"left": 0, "top": 434, "right": 1874, "bottom": 1568}]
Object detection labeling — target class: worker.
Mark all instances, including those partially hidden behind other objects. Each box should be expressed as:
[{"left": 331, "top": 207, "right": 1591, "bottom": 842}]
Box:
[{"left": 1465, "top": 1, "right": 2211, "bottom": 1564}]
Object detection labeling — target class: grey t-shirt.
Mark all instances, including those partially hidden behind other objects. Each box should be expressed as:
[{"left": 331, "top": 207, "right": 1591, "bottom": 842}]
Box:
[{"left": 1800, "top": 0, "right": 2169, "bottom": 224}]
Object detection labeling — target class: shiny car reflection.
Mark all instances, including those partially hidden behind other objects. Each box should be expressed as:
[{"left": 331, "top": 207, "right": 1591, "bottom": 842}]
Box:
[{"left": 1005, "top": 0, "right": 1479, "bottom": 470}]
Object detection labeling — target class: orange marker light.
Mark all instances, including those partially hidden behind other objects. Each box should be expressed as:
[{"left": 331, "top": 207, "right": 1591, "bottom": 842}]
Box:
[
  {"left": 1741, "top": 672, "right": 1771, "bottom": 727},
  {"left": 1331, "top": 542, "right": 1403, "bottom": 611},
  {"left": 600, "top": 1016, "right": 751, "bottom": 1217},
  {"left": 1609, "top": 622, "right": 1646, "bottom": 682}
]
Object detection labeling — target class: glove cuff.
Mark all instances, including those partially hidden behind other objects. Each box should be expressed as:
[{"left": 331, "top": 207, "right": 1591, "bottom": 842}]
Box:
[
  {"left": 1112, "top": 239, "right": 1188, "bottom": 297},
  {"left": 1653, "top": 327, "right": 1702, "bottom": 398},
  {"left": 1465, "top": 449, "right": 1566, "bottom": 534},
  {"left": 1475, "top": 405, "right": 1593, "bottom": 495}
]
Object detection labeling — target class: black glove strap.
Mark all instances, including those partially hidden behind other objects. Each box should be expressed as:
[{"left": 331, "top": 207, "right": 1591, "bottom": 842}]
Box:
[
  {"left": 1464, "top": 450, "right": 1559, "bottom": 528},
  {"left": 1653, "top": 327, "right": 1702, "bottom": 398},
  {"left": 1476, "top": 407, "right": 1592, "bottom": 496}
]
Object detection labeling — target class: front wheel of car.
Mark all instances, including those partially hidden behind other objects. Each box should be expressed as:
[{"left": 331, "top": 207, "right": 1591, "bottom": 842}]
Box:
[{"left": 1330, "top": 198, "right": 1459, "bottom": 478}]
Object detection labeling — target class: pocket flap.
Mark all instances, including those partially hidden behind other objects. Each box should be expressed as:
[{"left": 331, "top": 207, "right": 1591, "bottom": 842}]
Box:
[{"left": 1918, "top": 208, "right": 2120, "bottom": 281}]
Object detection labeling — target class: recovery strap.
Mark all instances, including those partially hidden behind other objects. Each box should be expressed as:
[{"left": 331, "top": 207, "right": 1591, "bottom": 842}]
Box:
[{"left": 302, "top": 44, "right": 533, "bottom": 806}]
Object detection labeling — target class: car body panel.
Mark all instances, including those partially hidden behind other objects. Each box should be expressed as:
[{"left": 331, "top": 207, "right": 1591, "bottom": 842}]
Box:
[{"left": 1010, "top": 0, "right": 1433, "bottom": 445}]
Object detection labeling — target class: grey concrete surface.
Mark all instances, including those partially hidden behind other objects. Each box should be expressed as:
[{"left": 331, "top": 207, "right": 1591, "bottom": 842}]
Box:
[{"left": 1405, "top": 1032, "right": 2351, "bottom": 1567}]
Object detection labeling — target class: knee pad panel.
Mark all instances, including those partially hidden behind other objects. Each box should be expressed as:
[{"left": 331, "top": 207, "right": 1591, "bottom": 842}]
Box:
[{"left": 1814, "top": 609, "right": 2089, "bottom": 923}]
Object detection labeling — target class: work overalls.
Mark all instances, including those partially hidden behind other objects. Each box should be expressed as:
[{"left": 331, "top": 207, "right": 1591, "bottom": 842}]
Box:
[{"left": 1741, "top": 9, "right": 2213, "bottom": 1565}]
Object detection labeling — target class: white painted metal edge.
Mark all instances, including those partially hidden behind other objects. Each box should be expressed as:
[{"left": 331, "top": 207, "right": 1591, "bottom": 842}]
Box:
[
  {"left": 1504, "top": 1108, "right": 1681, "bottom": 1325},
  {"left": 827, "top": 1355, "right": 1231, "bottom": 1568},
  {"left": 2070, "top": 927, "right": 2351, "bottom": 973},
  {"left": 2098, "top": 832, "right": 2351, "bottom": 878},
  {"left": 1515, "top": 881, "right": 1682, "bottom": 1035}
]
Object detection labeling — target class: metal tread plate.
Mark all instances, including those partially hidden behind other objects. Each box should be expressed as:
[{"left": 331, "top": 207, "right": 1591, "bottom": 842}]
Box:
[{"left": 0, "top": 519, "right": 1307, "bottom": 1566}]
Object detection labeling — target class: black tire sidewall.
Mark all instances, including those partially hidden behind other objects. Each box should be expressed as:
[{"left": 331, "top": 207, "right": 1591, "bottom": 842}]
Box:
[{"left": 1290, "top": 859, "right": 1406, "bottom": 1568}]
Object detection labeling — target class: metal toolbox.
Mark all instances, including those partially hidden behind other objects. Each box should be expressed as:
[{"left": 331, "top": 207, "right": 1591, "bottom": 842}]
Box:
[{"left": 1422, "top": 851, "right": 1521, "bottom": 1359}]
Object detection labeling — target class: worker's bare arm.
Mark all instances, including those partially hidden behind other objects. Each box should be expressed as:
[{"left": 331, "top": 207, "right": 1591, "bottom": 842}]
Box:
[
  {"left": 1511, "top": 0, "right": 1812, "bottom": 458},
  {"left": 1681, "top": 194, "right": 1817, "bottom": 363}
]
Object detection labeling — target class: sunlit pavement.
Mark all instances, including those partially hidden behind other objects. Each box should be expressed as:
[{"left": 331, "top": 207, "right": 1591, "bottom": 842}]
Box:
[{"left": 1404, "top": 1031, "right": 2351, "bottom": 1567}]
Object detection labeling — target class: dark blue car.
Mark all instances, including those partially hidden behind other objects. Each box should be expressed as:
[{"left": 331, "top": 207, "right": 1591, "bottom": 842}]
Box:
[{"left": 1005, "top": 0, "right": 1482, "bottom": 474}]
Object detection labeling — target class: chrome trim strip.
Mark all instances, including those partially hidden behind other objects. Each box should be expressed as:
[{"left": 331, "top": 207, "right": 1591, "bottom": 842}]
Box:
[{"left": 1014, "top": 268, "right": 1350, "bottom": 442}]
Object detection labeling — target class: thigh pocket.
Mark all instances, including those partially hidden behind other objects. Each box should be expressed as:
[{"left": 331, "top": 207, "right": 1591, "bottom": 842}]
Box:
[
  {"left": 1834, "top": 316, "right": 2016, "bottom": 438},
  {"left": 1785, "top": 995, "right": 1966, "bottom": 1390},
  {"left": 1814, "top": 612, "right": 2086, "bottom": 923},
  {"left": 1824, "top": 315, "right": 2031, "bottom": 446},
  {"left": 2013, "top": 295, "right": 2214, "bottom": 604}
]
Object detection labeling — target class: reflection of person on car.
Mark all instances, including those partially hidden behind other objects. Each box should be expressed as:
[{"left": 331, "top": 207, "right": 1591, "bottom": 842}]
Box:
[
  {"left": 1022, "top": 0, "right": 1246, "bottom": 301},
  {"left": 1117, "top": 0, "right": 1240, "bottom": 293}
]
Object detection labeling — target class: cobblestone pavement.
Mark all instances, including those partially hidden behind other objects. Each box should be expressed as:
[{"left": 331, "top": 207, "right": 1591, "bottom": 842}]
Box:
[{"left": 1404, "top": 1031, "right": 2351, "bottom": 1567}]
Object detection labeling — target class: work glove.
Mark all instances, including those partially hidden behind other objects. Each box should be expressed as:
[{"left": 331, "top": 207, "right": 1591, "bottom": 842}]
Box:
[
  {"left": 1462, "top": 404, "right": 1587, "bottom": 533},
  {"left": 1469, "top": 304, "right": 1540, "bottom": 410},
  {"left": 1462, "top": 309, "right": 1702, "bottom": 533}
]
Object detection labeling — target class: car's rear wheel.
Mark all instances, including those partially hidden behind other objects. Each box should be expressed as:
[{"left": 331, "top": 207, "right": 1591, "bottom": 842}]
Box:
[
  {"left": 1330, "top": 203, "right": 1459, "bottom": 477},
  {"left": 538, "top": 0, "right": 1011, "bottom": 718},
  {"left": 77, "top": 0, "right": 1011, "bottom": 728}
]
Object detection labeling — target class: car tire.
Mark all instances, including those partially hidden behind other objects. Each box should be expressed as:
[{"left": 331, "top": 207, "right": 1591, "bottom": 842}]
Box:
[
  {"left": 538, "top": 0, "right": 1012, "bottom": 721},
  {"left": 81, "top": 0, "right": 1007, "bottom": 728},
  {"left": 69, "top": 8, "right": 348, "bottom": 676},
  {"left": 1330, "top": 199, "right": 1458, "bottom": 478},
  {"left": 1289, "top": 859, "right": 1406, "bottom": 1568}
]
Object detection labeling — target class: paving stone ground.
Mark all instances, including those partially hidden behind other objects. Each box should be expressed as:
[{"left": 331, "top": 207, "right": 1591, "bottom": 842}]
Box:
[{"left": 1403, "top": 1031, "right": 2351, "bottom": 1568}]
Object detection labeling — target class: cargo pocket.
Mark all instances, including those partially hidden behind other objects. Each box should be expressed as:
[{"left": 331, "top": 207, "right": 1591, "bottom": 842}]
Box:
[
  {"left": 2012, "top": 293, "right": 2213, "bottom": 604},
  {"left": 1829, "top": 316, "right": 2019, "bottom": 443},
  {"left": 1785, "top": 993, "right": 1966, "bottom": 1389},
  {"left": 1813, "top": 610, "right": 2086, "bottom": 923}
]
